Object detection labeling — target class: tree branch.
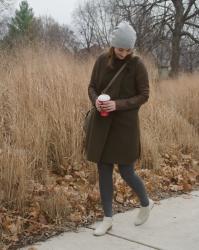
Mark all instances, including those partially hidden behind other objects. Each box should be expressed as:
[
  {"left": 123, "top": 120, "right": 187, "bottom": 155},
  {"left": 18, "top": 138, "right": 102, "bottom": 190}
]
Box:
[
  {"left": 185, "top": 9, "right": 199, "bottom": 21},
  {"left": 165, "top": 22, "right": 174, "bottom": 32},
  {"left": 183, "top": 0, "right": 196, "bottom": 20},
  {"left": 181, "top": 31, "right": 199, "bottom": 44},
  {"left": 185, "top": 21, "right": 199, "bottom": 29}
]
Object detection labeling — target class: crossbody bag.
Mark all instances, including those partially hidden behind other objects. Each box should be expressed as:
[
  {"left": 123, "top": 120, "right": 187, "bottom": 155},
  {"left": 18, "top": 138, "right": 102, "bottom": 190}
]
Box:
[{"left": 83, "top": 62, "right": 127, "bottom": 133}]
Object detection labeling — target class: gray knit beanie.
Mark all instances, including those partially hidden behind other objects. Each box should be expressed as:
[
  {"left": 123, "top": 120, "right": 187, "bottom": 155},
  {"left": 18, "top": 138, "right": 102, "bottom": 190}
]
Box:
[{"left": 110, "top": 21, "right": 137, "bottom": 49}]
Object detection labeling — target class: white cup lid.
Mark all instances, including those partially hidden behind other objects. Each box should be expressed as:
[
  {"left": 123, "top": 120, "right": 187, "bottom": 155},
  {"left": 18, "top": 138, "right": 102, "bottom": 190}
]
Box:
[{"left": 98, "top": 94, "right": 110, "bottom": 101}]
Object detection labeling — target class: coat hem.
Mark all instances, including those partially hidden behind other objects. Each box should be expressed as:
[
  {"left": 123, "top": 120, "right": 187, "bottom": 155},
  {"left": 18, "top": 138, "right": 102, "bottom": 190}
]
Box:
[{"left": 86, "top": 157, "right": 140, "bottom": 165}]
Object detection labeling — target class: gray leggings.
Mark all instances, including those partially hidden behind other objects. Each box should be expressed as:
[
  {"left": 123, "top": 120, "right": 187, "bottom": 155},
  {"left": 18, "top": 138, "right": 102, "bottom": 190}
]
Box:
[{"left": 97, "top": 162, "right": 149, "bottom": 217}]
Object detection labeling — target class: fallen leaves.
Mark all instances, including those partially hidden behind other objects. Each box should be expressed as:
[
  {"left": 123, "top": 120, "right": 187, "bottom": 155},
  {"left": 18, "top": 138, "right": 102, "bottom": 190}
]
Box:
[
  {"left": 0, "top": 153, "right": 199, "bottom": 249},
  {"left": 69, "top": 211, "right": 82, "bottom": 223},
  {"left": 1, "top": 215, "right": 22, "bottom": 236}
]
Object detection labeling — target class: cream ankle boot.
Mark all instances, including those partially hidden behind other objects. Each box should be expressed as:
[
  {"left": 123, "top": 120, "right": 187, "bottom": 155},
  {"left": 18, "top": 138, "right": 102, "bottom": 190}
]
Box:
[
  {"left": 134, "top": 198, "right": 154, "bottom": 226},
  {"left": 93, "top": 216, "right": 113, "bottom": 236}
]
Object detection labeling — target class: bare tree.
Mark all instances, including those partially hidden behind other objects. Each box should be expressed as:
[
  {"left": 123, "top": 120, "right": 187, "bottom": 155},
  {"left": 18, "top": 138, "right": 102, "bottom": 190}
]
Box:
[
  {"left": 86, "top": 0, "right": 120, "bottom": 48},
  {"left": 73, "top": 0, "right": 199, "bottom": 75},
  {"left": 180, "top": 36, "right": 199, "bottom": 72},
  {"left": 73, "top": 0, "right": 120, "bottom": 51},
  {"left": 0, "top": 0, "right": 14, "bottom": 38},
  {"left": 169, "top": 0, "right": 199, "bottom": 76},
  {"left": 73, "top": 1, "right": 95, "bottom": 51},
  {"left": 0, "top": 1, "right": 14, "bottom": 21},
  {"left": 114, "top": 0, "right": 199, "bottom": 76},
  {"left": 34, "top": 16, "right": 79, "bottom": 52}
]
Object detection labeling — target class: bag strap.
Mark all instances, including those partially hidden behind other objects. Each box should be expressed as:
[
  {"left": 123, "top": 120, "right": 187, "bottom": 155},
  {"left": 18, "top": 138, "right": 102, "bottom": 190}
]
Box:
[{"left": 101, "top": 62, "right": 127, "bottom": 94}]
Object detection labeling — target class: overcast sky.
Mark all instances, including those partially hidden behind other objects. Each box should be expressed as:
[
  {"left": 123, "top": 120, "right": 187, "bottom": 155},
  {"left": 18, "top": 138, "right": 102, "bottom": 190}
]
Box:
[{"left": 16, "top": 0, "right": 83, "bottom": 27}]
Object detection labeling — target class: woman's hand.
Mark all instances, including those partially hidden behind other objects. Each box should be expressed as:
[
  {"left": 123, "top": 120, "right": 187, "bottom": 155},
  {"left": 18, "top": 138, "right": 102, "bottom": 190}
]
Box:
[
  {"left": 95, "top": 99, "right": 101, "bottom": 111},
  {"left": 99, "top": 100, "right": 116, "bottom": 112}
]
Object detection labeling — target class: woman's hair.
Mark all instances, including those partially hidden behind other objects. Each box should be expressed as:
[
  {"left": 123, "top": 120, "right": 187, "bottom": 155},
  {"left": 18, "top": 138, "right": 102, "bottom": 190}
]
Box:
[
  {"left": 108, "top": 47, "right": 115, "bottom": 69},
  {"left": 107, "top": 47, "right": 133, "bottom": 68}
]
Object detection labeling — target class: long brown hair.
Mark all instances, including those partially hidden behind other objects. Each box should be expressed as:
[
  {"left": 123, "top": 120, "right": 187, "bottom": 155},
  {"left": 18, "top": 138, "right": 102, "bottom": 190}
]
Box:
[{"left": 108, "top": 47, "right": 115, "bottom": 69}]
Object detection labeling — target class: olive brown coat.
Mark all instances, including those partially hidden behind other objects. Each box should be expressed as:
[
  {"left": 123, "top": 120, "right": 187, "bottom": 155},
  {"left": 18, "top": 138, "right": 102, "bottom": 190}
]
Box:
[{"left": 85, "top": 52, "right": 149, "bottom": 164}]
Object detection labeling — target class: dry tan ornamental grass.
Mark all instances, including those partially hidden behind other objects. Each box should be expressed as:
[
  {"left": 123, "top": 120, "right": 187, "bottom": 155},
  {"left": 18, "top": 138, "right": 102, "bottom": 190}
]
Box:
[{"left": 0, "top": 46, "right": 198, "bottom": 212}]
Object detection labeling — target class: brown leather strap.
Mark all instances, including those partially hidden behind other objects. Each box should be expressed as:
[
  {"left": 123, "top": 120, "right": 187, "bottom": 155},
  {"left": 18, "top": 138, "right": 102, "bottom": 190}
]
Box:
[{"left": 101, "top": 62, "right": 127, "bottom": 94}]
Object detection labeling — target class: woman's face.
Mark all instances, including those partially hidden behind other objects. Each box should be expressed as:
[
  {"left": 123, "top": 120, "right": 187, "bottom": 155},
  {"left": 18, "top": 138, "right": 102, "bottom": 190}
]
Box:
[{"left": 114, "top": 47, "right": 133, "bottom": 60}]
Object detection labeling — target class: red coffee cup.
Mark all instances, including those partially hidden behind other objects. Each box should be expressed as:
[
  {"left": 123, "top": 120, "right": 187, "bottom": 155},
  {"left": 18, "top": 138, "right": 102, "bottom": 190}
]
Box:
[{"left": 98, "top": 94, "right": 111, "bottom": 117}]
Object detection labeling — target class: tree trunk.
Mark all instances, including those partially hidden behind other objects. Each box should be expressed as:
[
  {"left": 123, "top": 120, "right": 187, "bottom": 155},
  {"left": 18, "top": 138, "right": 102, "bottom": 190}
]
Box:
[
  {"left": 169, "top": 1, "right": 184, "bottom": 77},
  {"left": 170, "top": 30, "right": 182, "bottom": 77}
]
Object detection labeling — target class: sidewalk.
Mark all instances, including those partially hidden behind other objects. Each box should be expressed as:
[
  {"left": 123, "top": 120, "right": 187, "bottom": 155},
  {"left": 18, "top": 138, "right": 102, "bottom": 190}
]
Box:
[{"left": 22, "top": 190, "right": 199, "bottom": 250}]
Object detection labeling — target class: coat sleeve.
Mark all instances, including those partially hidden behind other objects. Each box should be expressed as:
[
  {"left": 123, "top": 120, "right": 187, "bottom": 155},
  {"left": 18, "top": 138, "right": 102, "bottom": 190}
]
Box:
[
  {"left": 115, "top": 58, "right": 149, "bottom": 110},
  {"left": 88, "top": 56, "right": 101, "bottom": 106}
]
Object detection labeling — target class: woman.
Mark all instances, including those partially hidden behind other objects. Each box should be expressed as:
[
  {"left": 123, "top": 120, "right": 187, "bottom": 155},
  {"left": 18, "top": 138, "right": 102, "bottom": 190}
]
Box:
[{"left": 85, "top": 21, "right": 154, "bottom": 236}]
